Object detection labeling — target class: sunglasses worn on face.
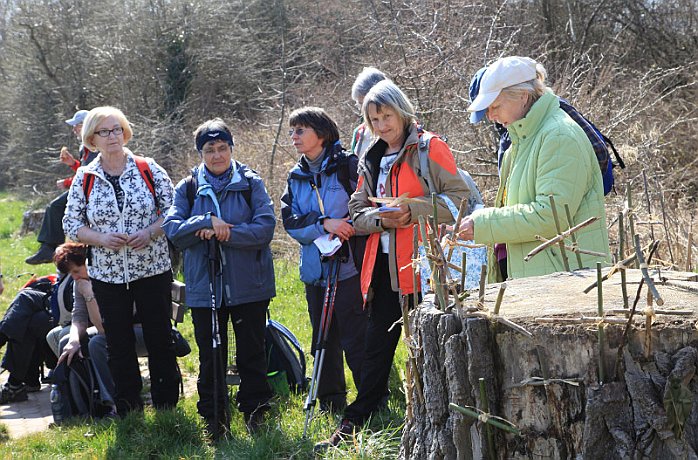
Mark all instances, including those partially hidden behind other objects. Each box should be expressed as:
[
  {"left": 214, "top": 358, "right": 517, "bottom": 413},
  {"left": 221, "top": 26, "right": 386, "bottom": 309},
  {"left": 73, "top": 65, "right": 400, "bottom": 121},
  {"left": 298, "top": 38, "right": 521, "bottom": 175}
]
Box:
[
  {"left": 96, "top": 127, "right": 124, "bottom": 138},
  {"left": 288, "top": 128, "right": 310, "bottom": 137}
]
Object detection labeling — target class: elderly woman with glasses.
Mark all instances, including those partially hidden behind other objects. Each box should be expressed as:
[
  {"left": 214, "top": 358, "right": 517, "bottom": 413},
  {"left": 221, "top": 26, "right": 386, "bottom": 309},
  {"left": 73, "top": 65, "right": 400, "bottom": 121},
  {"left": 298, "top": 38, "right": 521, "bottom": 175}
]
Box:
[
  {"left": 458, "top": 57, "right": 610, "bottom": 281},
  {"left": 163, "top": 118, "right": 276, "bottom": 439},
  {"left": 280, "top": 107, "right": 368, "bottom": 415},
  {"left": 63, "top": 106, "right": 180, "bottom": 417}
]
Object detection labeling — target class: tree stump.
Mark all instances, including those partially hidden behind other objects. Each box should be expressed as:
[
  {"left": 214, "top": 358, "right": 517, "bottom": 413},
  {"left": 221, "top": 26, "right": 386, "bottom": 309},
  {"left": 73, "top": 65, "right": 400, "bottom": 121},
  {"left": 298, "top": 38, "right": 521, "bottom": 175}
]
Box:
[
  {"left": 401, "top": 268, "right": 698, "bottom": 459},
  {"left": 20, "top": 210, "right": 44, "bottom": 235}
]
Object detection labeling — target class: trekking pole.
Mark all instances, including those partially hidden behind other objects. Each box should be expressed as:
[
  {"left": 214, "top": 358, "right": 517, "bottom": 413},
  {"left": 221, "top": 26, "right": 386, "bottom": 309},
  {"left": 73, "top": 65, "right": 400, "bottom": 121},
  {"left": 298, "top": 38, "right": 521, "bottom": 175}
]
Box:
[
  {"left": 207, "top": 237, "right": 224, "bottom": 439},
  {"left": 302, "top": 256, "right": 341, "bottom": 437}
]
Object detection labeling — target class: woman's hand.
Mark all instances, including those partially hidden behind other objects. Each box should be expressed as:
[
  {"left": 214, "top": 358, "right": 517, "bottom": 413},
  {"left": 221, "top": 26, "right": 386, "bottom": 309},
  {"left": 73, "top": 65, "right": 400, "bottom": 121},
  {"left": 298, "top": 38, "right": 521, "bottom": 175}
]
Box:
[
  {"left": 456, "top": 216, "right": 475, "bottom": 241},
  {"left": 58, "top": 339, "right": 82, "bottom": 366},
  {"left": 100, "top": 232, "right": 129, "bottom": 251},
  {"left": 323, "top": 217, "right": 355, "bottom": 241},
  {"left": 126, "top": 229, "right": 151, "bottom": 250},
  {"left": 380, "top": 204, "right": 412, "bottom": 229},
  {"left": 211, "top": 215, "right": 234, "bottom": 242}
]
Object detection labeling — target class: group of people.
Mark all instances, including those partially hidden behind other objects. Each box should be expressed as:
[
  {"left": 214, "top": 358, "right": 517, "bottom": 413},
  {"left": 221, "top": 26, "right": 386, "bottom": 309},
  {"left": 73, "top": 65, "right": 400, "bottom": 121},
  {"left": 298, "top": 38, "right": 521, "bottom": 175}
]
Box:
[{"left": 1, "top": 55, "right": 610, "bottom": 449}]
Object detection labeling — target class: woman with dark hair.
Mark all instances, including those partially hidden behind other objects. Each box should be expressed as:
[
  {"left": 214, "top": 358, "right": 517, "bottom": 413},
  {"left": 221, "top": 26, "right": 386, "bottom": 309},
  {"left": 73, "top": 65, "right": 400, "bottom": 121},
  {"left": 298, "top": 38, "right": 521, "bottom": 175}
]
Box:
[
  {"left": 280, "top": 106, "right": 367, "bottom": 414},
  {"left": 63, "top": 106, "right": 179, "bottom": 416},
  {"left": 163, "top": 117, "right": 275, "bottom": 439},
  {"left": 315, "top": 81, "right": 470, "bottom": 451},
  {"left": 54, "top": 242, "right": 147, "bottom": 418}
]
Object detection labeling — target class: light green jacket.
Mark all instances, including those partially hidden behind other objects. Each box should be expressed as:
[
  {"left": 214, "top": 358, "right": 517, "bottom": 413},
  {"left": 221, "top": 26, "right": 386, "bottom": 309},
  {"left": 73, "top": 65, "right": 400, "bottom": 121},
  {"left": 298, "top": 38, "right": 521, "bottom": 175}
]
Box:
[{"left": 472, "top": 90, "right": 610, "bottom": 281}]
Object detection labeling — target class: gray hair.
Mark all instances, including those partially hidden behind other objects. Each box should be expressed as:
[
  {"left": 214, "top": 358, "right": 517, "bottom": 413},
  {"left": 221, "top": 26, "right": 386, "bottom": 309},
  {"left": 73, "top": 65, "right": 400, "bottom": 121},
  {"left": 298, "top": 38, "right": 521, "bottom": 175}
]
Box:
[
  {"left": 351, "top": 67, "right": 387, "bottom": 102},
  {"left": 362, "top": 80, "right": 417, "bottom": 134},
  {"left": 500, "top": 63, "right": 548, "bottom": 104}
]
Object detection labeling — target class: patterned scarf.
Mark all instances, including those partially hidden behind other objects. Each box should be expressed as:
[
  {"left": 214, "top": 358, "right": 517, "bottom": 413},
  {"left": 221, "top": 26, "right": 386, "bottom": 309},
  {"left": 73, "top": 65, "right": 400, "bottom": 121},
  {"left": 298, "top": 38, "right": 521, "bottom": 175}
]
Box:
[{"left": 204, "top": 163, "right": 234, "bottom": 194}]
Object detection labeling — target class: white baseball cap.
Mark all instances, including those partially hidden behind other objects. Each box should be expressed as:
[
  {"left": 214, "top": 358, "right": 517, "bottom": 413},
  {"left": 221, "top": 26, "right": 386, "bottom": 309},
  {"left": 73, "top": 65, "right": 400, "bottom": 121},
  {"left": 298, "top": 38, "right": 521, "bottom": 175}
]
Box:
[{"left": 467, "top": 57, "right": 538, "bottom": 113}]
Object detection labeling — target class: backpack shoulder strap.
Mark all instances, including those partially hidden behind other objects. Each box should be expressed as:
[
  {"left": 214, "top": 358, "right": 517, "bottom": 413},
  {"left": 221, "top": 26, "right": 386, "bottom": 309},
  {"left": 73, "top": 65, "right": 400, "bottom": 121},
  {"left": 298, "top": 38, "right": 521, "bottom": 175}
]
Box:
[
  {"left": 335, "top": 152, "right": 358, "bottom": 198},
  {"left": 417, "top": 131, "right": 437, "bottom": 194},
  {"left": 185, "top": 174, "right": 197, "bottom": 209},
  {"left": 133, "top": 156, "right": 158, "bottom": 208},
  {"left": 82, "top": 172, "right": 96, "bottom": 203},
  {"left": 601, "top": 134, "right": 625, "bottom": 169}
]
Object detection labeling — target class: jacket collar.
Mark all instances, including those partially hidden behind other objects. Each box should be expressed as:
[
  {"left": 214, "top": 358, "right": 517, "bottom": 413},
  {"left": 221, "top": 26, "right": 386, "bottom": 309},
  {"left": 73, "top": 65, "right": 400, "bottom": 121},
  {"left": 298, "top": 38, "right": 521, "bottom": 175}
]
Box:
[
  {"left": 291, "top": 142, "right": 346, "bottom": 180},
  {"left": 364, "top": 123, "right": 419, "bottom": 172},
  {"left": 506, "top": 89, "right": 558, "bottom": 143}
]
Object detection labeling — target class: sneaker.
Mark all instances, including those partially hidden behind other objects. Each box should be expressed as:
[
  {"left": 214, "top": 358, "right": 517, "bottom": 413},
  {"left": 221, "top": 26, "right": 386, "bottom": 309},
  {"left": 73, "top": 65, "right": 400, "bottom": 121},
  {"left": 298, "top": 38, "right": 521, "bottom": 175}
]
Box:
[
  {"left": 0, "top": 382, "right": 28, "bottom": 404},
  {"left": 313, "top": 419, "right": 355, "bottom": 453},
  {"left": 25, "top": 244, "right": 56, "bottom": 265}
]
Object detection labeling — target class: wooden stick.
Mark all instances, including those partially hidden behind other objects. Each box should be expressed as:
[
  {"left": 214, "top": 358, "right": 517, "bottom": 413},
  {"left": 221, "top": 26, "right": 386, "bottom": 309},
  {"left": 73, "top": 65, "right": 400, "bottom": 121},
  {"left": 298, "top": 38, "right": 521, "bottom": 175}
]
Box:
[
  {"left": 478, "top": 264, "right": 487, "bottom": 307},
  {"left": 656, "top": 180, "right": 675, "bottom": 265},
  {"left": 582, "top": 251, "right": 640, "bottom": 294},
  {"left": 431, "top": 192, "right": 438, "bottom": 235},
  {"left": 641, "top": 170, "right": 656, "bottom": 241},
  {"left": 448, "top": 199, "right": 468, "bottom": 262},
  {"left": 533, "top": 236, "right": 608, "bottom": 257},
  {"left": 634, "top": 235, "right": 664, "bottom": 306},
  {"left": 626, "top": 182, "right": 637, "bottom": 268},
  {"left": 618, "top": 212, "right": 629, "bottom": 309},
  {"left": 687, "top": 220, "right": 693, "bottom": 272},
  {"left": 429, "top": 216, "right": 448, "bottom": 309},
  {"left": 400, "top": 292, "right": 424, "bottom": 405},
  {"left": 479, "top": 378, "right": 496, "bottom": 460},
  {"left": 549, "top": 195, "right": 570, "bottom": 271},
  {"left": 525, "top": 217, "right": 599, "bottom": 261},
  {"left": 596, "top": 263, "right": 606, "bottom": 384},
  {"left": 449, "top": 403, "right": 521, "bottom": 435},
  {"left": 494, "top": 283, "right": 507, "bottom": 316},
  {"left": 564, "top": 204, "right": 584, "bottom": 269},
  {"left": 412, "top": 225, "right": 419, "bottom": 311},
  {"left": 661, "top": 279, "right": 698, "bottom": 295},
  {"left": 460, "top": 255, "right": 467, "bottom": 293},
  {"left": 645, "top": 289, "right": 653, "bottom": 359},
  {"left": 607, "top": 308, "right": 693, "bottom": 316},
  {"left": 535, "top": 316, "right": 628, "bottom": 325}
]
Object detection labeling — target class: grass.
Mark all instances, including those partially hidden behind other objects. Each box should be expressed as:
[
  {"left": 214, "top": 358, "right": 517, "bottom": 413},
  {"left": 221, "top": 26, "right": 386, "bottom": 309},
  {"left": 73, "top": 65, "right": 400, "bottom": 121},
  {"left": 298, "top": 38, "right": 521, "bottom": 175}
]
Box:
[{"left": 0, "top": 192, "right": 407, "bottom": 459}]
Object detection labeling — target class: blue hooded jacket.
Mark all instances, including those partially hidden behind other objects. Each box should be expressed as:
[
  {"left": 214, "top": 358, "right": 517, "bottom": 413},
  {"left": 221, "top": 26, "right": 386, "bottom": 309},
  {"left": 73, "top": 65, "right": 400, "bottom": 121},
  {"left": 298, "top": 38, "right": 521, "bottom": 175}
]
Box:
[
  {"left": 280, "top": 143, "right": 360, "bottom": 286},
  {"left": 162, "top": 161, "right": 276, "bottom": 308}
]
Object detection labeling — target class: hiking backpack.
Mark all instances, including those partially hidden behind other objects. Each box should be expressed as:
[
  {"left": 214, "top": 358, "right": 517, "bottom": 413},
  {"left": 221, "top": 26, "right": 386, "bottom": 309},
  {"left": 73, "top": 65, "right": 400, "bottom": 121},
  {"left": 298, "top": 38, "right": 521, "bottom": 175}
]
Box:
[
  {"left": 82, "top": 155, "right": 158, "bottom": 209},
  {"left": 265, "top": 318, "right": 307, "bottom": 393},
  {"left": 50, "top": 357, "right": 110, "bottom": 424},
  {"left": 417, "top": 131, "right": 485, "bottom": 215}
]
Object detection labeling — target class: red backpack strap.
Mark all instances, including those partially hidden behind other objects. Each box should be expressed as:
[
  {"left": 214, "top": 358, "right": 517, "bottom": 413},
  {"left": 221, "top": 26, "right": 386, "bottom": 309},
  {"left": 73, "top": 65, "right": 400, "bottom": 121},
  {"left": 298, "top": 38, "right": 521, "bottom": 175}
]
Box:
[
  {"left": 133, "top": 156, "right": 159, "bottom": 213},
  {"left": 82, "top": 172, "right": 96, "bottom": 203}
]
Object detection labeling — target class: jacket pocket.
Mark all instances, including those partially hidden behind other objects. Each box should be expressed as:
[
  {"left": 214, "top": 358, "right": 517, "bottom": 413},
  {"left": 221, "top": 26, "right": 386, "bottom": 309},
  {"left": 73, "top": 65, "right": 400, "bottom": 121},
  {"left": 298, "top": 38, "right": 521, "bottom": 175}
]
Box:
[{"left": 299, "top": 244, "right": 322, "bottom": 285}]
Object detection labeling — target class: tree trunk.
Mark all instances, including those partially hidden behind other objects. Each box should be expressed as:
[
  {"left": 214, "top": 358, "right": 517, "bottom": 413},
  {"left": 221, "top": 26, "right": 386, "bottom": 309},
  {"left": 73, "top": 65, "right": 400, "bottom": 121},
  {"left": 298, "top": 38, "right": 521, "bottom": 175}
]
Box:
[{"left": 401, "top": 268, "right": 698, "bottom": 459}]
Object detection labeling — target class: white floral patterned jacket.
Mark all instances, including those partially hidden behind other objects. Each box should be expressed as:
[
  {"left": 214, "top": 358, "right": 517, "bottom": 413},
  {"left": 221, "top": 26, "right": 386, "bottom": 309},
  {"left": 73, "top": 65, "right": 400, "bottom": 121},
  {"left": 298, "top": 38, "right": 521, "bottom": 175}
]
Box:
[{"left": 63, "top": 149, "right": 174, "bottom": 284}]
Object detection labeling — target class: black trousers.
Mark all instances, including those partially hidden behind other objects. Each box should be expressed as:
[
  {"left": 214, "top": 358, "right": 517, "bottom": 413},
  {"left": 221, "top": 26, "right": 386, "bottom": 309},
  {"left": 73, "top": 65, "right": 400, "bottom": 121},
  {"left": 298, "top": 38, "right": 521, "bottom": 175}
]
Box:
[
  {"left": 38, "top": 191, "right": 68, "bottom": 246},
  {"left": 305, "top": 274, "right": 367, "bottom": 407},
  {"left": 191, "top": 299, "right": 272, "bottom": 419},
  {"left": 92, "top": 271, "right": 179, "bottom": 415},
  {"left": 344, "top": 253, "right": 407, "bottom": 425}
]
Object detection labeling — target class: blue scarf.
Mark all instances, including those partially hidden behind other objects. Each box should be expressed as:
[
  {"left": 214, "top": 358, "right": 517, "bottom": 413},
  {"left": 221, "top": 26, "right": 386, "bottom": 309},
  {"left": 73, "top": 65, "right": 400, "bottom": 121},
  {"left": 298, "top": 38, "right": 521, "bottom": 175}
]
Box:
[{"left": 204, "top": 163, "right": 234, "bottom": 194}]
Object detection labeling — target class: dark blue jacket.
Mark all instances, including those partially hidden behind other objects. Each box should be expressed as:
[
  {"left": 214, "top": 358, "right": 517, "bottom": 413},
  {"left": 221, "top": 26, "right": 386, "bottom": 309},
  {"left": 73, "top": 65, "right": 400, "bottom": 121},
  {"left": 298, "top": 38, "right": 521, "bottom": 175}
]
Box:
[
  {"left": 162, "top": 162, "right": 276, "bottom": 308},
  {"left": 280, "top": 144, "right": 359, "bottom": 286}
]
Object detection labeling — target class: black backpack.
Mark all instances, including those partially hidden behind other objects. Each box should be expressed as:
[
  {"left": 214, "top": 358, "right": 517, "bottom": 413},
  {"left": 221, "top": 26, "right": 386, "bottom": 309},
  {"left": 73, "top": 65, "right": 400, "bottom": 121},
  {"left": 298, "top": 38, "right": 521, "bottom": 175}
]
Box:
[
  {"left": 265, "top": 318, "right": 307, "bottom": 392},
  {"left": 50, "top": 358, "right": 110, "bottom": 424}
]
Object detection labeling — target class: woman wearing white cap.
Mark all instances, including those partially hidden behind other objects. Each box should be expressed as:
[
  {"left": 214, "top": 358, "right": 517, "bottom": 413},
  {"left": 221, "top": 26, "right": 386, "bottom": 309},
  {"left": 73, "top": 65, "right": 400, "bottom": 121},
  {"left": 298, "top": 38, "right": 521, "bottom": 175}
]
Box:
[{"left": 458, "top": 56, "right": 610, "bottom": 280}]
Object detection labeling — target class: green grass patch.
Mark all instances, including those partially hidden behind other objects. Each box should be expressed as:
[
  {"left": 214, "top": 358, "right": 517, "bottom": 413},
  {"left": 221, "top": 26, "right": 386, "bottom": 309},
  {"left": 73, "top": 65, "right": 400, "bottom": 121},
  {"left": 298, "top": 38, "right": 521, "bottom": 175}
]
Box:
[{"left": 0, "top": 193, "right": 407, "bottom": 458}]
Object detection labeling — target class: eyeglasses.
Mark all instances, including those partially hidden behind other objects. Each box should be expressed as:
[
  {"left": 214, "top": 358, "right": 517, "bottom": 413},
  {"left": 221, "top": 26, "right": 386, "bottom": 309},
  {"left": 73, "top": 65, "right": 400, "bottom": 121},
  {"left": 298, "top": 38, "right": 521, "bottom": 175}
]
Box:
[
  {"left": 95, "top": 127, "right": 124, "bottom": 138},
  {"left": 288, "top": 127, "right": 309, "bottom": 137}
]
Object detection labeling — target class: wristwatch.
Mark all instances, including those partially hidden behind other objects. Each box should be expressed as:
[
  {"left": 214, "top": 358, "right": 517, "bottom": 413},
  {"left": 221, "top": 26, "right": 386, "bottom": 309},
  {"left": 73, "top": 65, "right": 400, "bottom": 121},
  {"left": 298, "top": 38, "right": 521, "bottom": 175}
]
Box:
[{"left": 149, "top": 228, "right": 157, "bottom": 241}]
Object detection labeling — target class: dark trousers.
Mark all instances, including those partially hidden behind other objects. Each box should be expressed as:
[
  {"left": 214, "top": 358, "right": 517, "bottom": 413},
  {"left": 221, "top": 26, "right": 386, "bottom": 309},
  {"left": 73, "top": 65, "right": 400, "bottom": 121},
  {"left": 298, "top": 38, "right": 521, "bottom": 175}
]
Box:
[
  {"left": 305, "top": 274, "right": 367, "bottom": 407},
  {"left": 92, "top": 271, "right": 179, "bottom": 415},
  {"left": 191, "top": 299, "right": 272, "bottom": 419},
  {"left": 38, "top": 191, "right": 68, "bottom": 246},
  {"left": 344, "top": 253, "right": 406, "bottom": 425}
]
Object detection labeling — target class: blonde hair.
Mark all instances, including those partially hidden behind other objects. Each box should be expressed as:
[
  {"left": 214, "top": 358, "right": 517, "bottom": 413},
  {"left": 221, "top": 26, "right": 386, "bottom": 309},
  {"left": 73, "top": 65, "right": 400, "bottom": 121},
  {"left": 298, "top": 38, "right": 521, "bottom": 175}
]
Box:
[
  {"left": 81, "top": 106, "right": 133, "bottom": 152},
  {"left": 499, "top": 63, "right": 548, "bottom": 105},
  {"left": 362, "top": 80, "right": 416, "bottom": 135}
]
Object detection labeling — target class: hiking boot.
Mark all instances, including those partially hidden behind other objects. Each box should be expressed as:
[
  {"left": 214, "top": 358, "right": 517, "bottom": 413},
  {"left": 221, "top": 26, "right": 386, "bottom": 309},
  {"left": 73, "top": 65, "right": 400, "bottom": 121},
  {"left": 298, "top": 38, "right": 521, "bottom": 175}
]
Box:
[
  {"left": 244, "top": 408, "right": 267, "bottom": 435},
  {"left": 0, "top": 382, "right": 28, "bottom": 404},
  {"left": 205, "top": 416, "right": 230, "bottom": 442},
  {"left": 313, "top": 419, "right": 355, "bottom": 453},
  {"left": 25, "top": 244, "right": 56, "bottom": 265},
  {"left": 25, "top": 383, "right": 42, "bottom": 393}
]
